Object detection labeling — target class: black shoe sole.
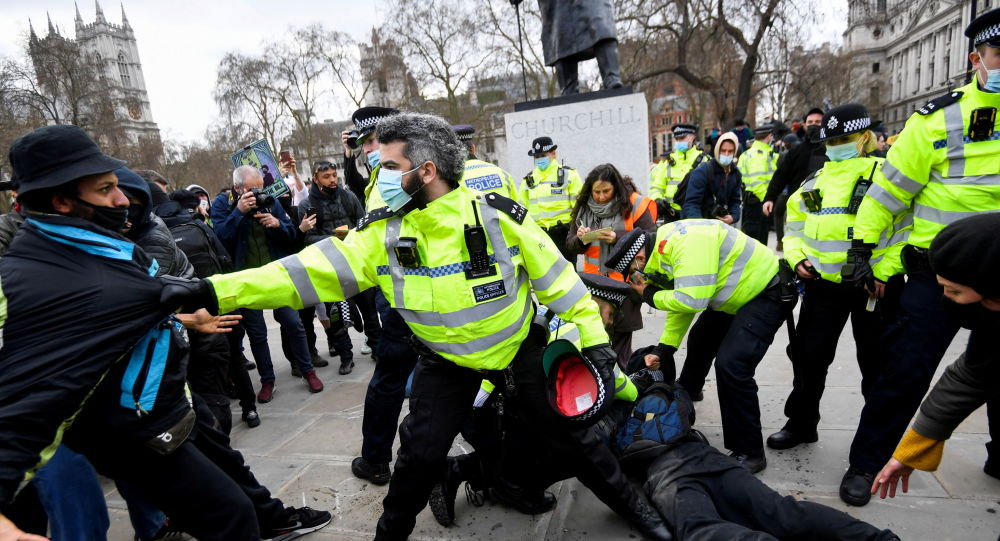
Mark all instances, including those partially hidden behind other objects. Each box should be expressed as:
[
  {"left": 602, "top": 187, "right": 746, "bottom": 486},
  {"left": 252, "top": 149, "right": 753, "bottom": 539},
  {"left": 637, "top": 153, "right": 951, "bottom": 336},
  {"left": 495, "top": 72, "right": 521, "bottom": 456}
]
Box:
[
  {"left": 840, "top": 487, "right": 872, "bottom": 507},
  {"left": 267, "top": 516, "right": 332, "bottom": 541},
  {"left": 428, "top": 482, "right": 455, "bottom": 526},
  {"left": 766, "top": 433, "right": 819, "bottom": 450}
]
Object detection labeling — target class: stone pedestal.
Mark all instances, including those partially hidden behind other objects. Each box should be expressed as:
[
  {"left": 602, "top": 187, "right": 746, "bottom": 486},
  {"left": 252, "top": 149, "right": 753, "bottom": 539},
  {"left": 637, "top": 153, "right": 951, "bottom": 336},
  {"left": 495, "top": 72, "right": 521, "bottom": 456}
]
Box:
[{"left": 502, "top": 88, "right": 651, "bottom": 194}]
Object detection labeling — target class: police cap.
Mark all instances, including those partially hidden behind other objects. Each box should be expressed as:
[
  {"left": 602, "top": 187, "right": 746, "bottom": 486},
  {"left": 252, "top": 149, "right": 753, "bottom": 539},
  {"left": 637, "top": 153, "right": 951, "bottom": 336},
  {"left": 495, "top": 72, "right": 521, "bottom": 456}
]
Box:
[
  {"left": 815, "top": 103, "right": 872, "bottom": 143},
  {"left": 579, "top": 272, "right": 639, "bottom": 307},
  {"left": 452, "top": 124, "right": 475, "bottom": 141},
  {"left": 671, "top": 123, "right": 698, "bottom": 137},
  {"left": 528, "top": 136, "right": 558, "bottom": 156},
  {"left": 349, "top": 106, "right": 400, "bottom": 148},
  {"left": 966, "top": 8, "right": 1000, "bottom": 47},
  {"left": 605, "top": 228, "right": 655, "bottom": 275}
]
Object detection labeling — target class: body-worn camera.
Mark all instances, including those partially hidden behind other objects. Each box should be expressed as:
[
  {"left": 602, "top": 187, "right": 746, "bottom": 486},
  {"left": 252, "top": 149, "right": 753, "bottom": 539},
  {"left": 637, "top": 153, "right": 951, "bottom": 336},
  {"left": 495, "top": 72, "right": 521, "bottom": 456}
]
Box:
[{"left": 251, "top": 188, "right": 275, "bottom": 210}]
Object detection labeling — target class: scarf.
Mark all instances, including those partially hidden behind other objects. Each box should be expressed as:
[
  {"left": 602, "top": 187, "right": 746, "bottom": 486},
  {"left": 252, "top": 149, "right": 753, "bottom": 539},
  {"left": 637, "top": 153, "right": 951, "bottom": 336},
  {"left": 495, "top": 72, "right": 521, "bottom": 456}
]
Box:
[{"left": 577, "top": 197, "right": 625, "bottom": 272}]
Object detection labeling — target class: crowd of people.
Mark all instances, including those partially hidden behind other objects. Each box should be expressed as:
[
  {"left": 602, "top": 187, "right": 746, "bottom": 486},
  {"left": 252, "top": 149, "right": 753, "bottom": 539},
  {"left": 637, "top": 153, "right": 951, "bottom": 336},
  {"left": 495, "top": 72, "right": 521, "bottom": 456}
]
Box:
[{"left": 0, "top": 7, "right": 997, "bottom": 541}]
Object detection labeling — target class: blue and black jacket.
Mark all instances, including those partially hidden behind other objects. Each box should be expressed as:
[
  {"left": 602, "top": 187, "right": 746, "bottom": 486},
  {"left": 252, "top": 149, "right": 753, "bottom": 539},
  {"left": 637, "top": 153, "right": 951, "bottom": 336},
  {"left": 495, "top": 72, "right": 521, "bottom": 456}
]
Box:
[
  {"left": 0, "top": 214, "right": 190, "bottom": 506},
  {"left": 210, "top": 191, "right": 298, "bottom": 270}
]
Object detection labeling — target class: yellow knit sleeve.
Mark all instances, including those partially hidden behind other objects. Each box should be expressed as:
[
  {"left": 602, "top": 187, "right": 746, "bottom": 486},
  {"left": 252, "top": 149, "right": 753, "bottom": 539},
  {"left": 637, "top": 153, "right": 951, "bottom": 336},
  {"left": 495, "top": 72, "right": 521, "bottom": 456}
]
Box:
[{"left": 892, "top": 428, "right": 945, "bottom": 472}]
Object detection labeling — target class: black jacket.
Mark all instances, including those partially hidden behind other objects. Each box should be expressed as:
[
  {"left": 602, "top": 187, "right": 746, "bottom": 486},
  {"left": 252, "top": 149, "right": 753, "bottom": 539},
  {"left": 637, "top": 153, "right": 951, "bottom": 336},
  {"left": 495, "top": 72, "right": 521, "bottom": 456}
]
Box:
[
  {"left": 157, "top": 200, "right": 231, "bottom": 278},
  {"left": 681, "top": 160, "right": 743, "bottom": 221},
  {"left": 0, "top": 210, "right": 25, "bottom": 257},
  {"left": 211, "top": 193, "right": 299, "bottom": 270},
  {"left": 0, "top": 214, "right": 189, "bottom": 505},
  {"left": 763, "top": 140, "right": 828, "bottom": 203},
  {"left": 298, "top": 183, "right": 365, "bottom": 246},
  {"left": 343, "top": 154, "right": 370, "bottom": 204}
]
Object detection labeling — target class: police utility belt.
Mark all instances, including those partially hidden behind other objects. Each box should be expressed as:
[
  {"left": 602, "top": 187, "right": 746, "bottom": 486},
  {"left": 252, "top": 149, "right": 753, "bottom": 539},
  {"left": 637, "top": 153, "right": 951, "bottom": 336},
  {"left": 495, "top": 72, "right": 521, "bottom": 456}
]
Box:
[{"left": 766, "top": 260, "right": 799, "bottom": 303}]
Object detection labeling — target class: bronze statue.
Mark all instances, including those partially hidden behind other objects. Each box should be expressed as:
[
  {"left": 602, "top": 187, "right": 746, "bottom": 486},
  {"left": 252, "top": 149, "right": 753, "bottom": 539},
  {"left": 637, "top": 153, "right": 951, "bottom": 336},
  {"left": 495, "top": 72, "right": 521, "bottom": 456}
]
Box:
[{"left": 538, "top": 0, "right": 623, "bottom": 96}]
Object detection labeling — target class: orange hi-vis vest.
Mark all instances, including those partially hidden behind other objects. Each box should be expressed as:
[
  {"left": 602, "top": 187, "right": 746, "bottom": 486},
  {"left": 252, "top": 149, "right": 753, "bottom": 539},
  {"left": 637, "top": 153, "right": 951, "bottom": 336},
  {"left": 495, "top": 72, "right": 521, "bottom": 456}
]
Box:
[{"left": 582, "top": 191, "right": 657, "bottom": 280}]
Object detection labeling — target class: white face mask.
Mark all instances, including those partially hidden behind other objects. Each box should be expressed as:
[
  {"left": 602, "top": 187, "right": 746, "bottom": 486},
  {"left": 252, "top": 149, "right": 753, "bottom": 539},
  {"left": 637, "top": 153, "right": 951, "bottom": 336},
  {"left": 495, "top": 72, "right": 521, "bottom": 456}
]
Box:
[{"left": 718, "top": 154, "right": 734, "bottom": 166}]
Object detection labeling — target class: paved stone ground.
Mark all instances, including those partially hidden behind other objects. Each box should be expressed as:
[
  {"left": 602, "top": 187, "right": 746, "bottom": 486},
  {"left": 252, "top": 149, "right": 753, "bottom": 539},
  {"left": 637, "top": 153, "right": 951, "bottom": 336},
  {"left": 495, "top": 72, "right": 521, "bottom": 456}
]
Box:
[{"left": 102, "top": 235, "right": 999, "bottom": 540}]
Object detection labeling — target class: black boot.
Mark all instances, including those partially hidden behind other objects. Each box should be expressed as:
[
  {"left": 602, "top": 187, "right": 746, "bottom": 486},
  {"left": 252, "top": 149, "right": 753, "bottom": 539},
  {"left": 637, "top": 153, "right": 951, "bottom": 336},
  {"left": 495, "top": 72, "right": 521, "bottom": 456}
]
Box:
[
  {"left": 840, "top": 467, "right": 874, "bottom": 506},
  {"left": 766, "top": 428, "right": 818, "bottom": 450},
  {"left": 490, "top": 477, "right": 556, "bottom": 515},
  {"left": 625, "top": 500, "right": 672, "bottom": 541},
  {"left": 429, "top": 457, "right": 463, "bottom": 526}
]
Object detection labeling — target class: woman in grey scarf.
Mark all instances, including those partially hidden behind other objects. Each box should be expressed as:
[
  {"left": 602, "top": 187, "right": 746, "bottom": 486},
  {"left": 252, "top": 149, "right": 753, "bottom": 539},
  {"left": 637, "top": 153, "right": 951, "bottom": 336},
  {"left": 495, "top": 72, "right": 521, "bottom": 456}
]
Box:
[{"left": 566, "top": 163, "right": 657, "bottom": 368}]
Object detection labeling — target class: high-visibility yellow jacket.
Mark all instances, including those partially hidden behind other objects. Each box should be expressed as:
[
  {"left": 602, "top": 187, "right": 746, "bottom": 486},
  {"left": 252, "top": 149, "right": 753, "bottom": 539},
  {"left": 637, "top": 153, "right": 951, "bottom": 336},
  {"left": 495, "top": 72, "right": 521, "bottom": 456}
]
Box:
[
  {"left": 784, "top": 156, "right": 910, "bottom": 282},
  {"left": 517, "top": 161, "right": 583, "bottom": 228},
  {"left": 536, "top": 306, "right": 638, "bottom": 402},
  {"left": 461, "top": 158, "right": 518, "bottom": 200},
  {"left": 209, "top": 186, "right": 607, "bottom": 370},
  {"left": 649, "top": 149, "right": 706, "bottom": 210},
  {"left": 642, "top": 219, "right": 779, "bottom": 347},
  {"left": 362, "top": 165, "right": 383, "bottom": 210},
  {"left": 738, "top": 139, "right": 778, "bottom": 202},
  {"left": 855, "top": 81, "right": 1000, "bottom": 266}
]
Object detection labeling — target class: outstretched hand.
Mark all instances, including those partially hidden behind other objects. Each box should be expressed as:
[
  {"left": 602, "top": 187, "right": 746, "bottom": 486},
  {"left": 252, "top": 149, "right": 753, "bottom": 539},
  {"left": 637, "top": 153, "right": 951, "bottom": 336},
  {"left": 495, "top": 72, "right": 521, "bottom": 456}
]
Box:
[
  {"left": 0, "top": 514, "right": 48, "bottom": 541},
  {"left": 178, "top": 309, "right": 241, "bottom": 334},
  {"left": 871, "top": 458, "right": 913, "bottom": 499}
]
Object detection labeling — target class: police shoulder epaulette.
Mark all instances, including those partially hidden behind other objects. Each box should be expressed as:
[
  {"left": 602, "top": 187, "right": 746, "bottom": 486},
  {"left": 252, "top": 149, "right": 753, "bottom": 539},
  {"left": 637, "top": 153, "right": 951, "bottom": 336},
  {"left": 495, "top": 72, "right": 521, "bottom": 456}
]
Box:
[
  {"left": 357, "top": 207, "right": 394, "bottom": 231},
  {"left": 483, "top": 192, "right": 527, "bottom": 224},
  {"left": 916, "top": 91, "right": 963, "bottom": 116}
]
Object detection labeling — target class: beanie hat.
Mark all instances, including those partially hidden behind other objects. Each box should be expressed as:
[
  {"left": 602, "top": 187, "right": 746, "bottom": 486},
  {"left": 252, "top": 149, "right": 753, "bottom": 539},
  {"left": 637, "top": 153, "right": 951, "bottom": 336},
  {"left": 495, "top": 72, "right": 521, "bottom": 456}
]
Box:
[{"left": 929, "top": 213, "right": 1000, "bottom": 298}]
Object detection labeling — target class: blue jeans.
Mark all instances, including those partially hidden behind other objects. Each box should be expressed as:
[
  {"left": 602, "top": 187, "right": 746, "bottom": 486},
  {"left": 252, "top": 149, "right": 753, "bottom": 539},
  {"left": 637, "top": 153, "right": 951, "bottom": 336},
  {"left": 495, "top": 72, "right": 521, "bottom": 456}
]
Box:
[
  {"left": 33, "top": 446, "right": 110, "bottom": 541},
  {"left": 240, "top": 307, "right": 314, "bottom": 384}
]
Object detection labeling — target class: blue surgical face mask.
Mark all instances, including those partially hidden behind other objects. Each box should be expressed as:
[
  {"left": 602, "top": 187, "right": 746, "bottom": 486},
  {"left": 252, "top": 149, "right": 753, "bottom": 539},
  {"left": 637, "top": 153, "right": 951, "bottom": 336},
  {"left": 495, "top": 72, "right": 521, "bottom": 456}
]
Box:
[
  {"left": 825, "top": 141, "right": 859, "bottom": 162},
  {"left": 534, "top": 157, "right": 551, "bottom": 170},
  {"left": 367, "top": 149, "right": 381, "bottom": 171},
  {"left": 674, "top": 141, "right": 689, "bottom": 153},
  {"left": 983, "top": 68, "right": 1000, "bottom": 93},
  {"left": 377, "top": 163, "right": 424, "bottom": 212},
  {"left": 717, "top": 154, "right": 734, "bottom": 167}
]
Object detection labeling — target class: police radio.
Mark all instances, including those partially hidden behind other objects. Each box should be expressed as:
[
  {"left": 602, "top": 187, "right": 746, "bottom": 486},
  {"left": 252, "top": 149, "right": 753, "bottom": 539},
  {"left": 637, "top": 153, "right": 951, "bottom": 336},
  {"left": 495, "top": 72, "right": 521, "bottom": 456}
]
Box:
[
  {"left": 465, "top": 202, "right": 497, "bottom": 280},
  {"left": 846, "top": 163, "right": 878, "bottom": 214},
  {"left": 555, "top": 166, "right": 566, "bottom": 188},
  {"left": 969, "top": 107, "right": 996, "bottom": 140},
  {"left": 394, "top": 237, "right": 420, "bottom": 268}
]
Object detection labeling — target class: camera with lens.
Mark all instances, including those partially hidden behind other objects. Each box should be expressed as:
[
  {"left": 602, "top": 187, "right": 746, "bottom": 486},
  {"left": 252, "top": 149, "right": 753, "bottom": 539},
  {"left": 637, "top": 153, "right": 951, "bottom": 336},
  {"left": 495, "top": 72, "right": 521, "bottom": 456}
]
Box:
[
  {"left": 711, "top": 204, "right": 729, "bottom": 218},
  {"left": 251, "top": 188, "right": 275, "bottom": 210}
]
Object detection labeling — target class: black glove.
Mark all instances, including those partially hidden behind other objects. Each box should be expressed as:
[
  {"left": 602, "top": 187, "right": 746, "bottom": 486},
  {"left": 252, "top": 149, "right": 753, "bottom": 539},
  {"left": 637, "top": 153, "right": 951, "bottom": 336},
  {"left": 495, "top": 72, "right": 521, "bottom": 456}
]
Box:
[
  {"left": 629, "top": 367, "right": 665, "bottom": 394},
  {"left": 582, "top": 343, "right": 618, "bottom": 384},
  {"left": 160, "top": 276, "right": 218, "bottom": 315},
  {"left": 842, "top": 240, "right": 876, "bottom": 291},
  {"left": 651, "top": 343, "right": 677, "bottom": 367},
  {"left": 641, "top": 284, "right": 662, "bottom": 308}
]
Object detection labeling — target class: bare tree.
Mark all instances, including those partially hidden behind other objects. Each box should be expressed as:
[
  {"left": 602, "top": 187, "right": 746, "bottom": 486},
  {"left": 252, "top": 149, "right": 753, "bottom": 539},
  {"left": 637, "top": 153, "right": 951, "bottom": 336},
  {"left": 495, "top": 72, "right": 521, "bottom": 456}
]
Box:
[
  {"left": 480, "top": 0, "right": 558, "bottom": 101},
  {"left": 269, "top": 25, "right": 328, "bottom": 162},
  {"left": 213, "top": 53, "right": 288, "bottom": 152},
  {"left": 386, "top": 0, "right": 494, "bottom": 122},
  {"left": 317, "top": 30, "right": 374, "bottom": 110}
]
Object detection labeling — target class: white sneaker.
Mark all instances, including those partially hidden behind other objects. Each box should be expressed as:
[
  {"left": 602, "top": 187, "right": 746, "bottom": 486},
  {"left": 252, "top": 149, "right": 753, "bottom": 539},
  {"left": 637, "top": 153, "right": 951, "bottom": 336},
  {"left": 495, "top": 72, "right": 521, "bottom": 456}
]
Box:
[{"left": 360, "top": 344, "right": 372, "bottom": 355}]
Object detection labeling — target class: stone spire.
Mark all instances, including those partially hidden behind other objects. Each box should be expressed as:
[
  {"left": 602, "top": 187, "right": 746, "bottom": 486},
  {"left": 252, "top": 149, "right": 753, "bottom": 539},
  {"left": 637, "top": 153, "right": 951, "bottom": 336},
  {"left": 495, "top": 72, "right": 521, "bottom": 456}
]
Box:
[
  {"left": 120, "top": 3, "right": 130, "bottom": 29},
  {"left": 28, "top": 18, "right": 37, "bottom": 43},
  {"left": 75, "top": 2, "right": 83, "bottom": 22},
  {"left": 95, "top": 0, "right": 106, "bottom": 24},
  {"left": 47, "top": 12, "right": 57, "bottom": 36}
]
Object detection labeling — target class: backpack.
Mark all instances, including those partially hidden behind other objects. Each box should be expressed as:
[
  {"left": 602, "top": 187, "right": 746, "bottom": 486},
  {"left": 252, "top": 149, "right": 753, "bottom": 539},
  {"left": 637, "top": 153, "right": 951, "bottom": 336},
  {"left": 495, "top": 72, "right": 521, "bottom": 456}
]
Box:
[
  {"left": 671, "top": 153, "right": 708, "bottom": 208},
  {"left": 170, "top": 221, "right": 228, "bottom": 279},
  {"left": 614, "top": 382, "right": 695, "bottom": 465}
]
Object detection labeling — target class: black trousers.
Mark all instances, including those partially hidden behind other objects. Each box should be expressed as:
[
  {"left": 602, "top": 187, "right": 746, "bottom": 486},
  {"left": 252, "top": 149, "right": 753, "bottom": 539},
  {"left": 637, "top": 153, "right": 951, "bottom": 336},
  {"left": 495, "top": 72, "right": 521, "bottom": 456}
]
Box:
[
  {"left": 225, "top": 322, "right": 257, "bottom": 416},
  {"left": 650, "top": 459, "right": 891, "bottom": 540},
  {"left": 849, "top": 269, "right": 979, "bottom": 473},
  {"left": 782, "top": 278, "right": 899, "bottom": 433},
  {"left": 353, "top": 288, "right": 382, "bottom": 350},
  {"left": 675, "top": 309, "right": 736, "bottom": 394},
  {"left": 715, "top": 287, "right": 793, "bottom": 454},
  {"left": 299, "top": 305, "right": 354, "bottom": 361},
  {"left": 375, "top": 325, "right": 642, "bottom": 540},
  {"left": 741, "top": 202, "right": 769, "bottom": 246}
]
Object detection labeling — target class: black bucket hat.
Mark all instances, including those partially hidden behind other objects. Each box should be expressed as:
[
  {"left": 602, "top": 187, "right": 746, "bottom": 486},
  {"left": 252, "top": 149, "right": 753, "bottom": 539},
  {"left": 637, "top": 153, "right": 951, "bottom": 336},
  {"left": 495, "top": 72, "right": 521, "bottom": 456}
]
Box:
[
  {"left": 815, "top": 103, "right": 872, "bottom": 143},
  {"left": 9, "top": 125, "right": 125, "bottom": 196},
  {"left": 542, "top": 339, "right": 615, "bottom": 427},
  {"left": 605, "top": 228, "right": 656, "bottom": 275}
]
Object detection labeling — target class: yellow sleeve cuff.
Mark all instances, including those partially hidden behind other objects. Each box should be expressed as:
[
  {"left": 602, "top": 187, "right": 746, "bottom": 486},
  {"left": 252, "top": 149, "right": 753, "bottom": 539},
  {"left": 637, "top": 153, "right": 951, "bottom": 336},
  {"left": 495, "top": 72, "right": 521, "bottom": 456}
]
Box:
[{"left": 892, "top": 428, "right": 945, "bottom": 472}]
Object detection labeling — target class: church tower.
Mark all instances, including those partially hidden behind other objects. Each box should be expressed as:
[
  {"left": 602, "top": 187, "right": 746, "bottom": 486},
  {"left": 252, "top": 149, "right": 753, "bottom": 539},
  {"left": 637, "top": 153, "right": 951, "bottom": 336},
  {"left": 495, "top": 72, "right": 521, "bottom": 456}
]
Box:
[{"left": 71, "top": 1, "right": 160, "bottom": 141}]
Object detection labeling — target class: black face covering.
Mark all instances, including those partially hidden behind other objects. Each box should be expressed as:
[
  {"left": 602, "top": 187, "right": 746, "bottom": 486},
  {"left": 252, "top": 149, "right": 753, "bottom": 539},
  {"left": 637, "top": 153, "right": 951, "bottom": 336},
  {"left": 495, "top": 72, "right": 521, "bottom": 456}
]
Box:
[
  {"left": 942, "top": 297, "right": 1000, "bottom": 330},
  {"left": 320, "top": 184, "right": 336, "bottom": 195},
  {"left": 806, "top": 125, "right": 821, "bottom": 142},
  {"left": 75, "top": 198, "right": 129, "bottom": 232}
]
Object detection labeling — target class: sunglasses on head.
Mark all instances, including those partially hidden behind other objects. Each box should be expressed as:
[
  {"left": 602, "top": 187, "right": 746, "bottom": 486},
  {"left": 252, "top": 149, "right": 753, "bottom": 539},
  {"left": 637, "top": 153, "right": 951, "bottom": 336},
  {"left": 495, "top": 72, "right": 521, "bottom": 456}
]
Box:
[{"left": 313, "top": 161, "right": 336, "bottom": 173}]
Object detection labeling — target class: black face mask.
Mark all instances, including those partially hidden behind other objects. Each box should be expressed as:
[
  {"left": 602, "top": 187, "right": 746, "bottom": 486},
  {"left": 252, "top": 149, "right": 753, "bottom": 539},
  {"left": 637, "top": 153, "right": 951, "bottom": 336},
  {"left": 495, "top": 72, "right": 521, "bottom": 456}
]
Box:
[
  {"left": 806, "top": 125, "right": 821, "bottom": 142},
  {"left": 942, "top": 297, "right": 1000, "bottom": 330},
  {"left": 75, "top": 198, "right": 129, "bottom": 232},
  {"left": 320, "top": 184, "right": 336, "bottom": 195}
]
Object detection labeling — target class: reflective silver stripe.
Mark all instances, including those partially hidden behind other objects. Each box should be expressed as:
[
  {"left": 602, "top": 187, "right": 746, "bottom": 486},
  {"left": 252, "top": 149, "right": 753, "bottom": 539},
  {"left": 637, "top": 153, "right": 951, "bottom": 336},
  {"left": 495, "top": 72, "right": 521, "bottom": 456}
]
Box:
[
  {"left": 929, "top": 171, "right": 1000, "bottom": 186},
  {"left": 396, "top": 271, "right": 529, "bottom": 328},
  {"left": 675, "top": 290, "right": 710, "bottom": 310},
  {"left": 384, "top": 217, "right": 405, "bottom": 304},
  {"left": 913, "top": 204, "right": 999, "bottom": 226},
  {"left": 867, "top": 184, "right": 909, "bottom": 214},
  {"left": 583, "top": 255, "right": 601, "bottom": 269},
  {"left": 546, "top": 279, "right": 588, "bottom": 314},
  {"left": 785, "top": 220, "right": 804, "bottom": 232},
  {"left": 743, "top": 172, "right": 772, "bottom": 179},
  {"left": 419, "top": 299, "right": 531, "bottom": 356},
  {"left": 881, "top": 161, "right": 923, "bottom": 195},
  {"left": 711, "top": 236, "right": 755, "bottom": 308},
  {"left": 536, "top": 208, "right": 573, "bottom": 219},
  {"left": 886, "top": 226, "right": 910, "bottom": 247},
  {"left": 532, "top": 257, "right": 571, "bottom": 291},
  {"left": 280, "top": 255, "right": 320, "bottom": 307},
  {"left": 784, "top": 230, "right": 804, "bottom": 239},
  {"left": 658, "top": 261, "right": 674, "bottom": 275},
  {"left": 674, "top": 273, "right": 716, "bottom": 288},
  {"left": 631, "top": 195, "right": 645, "bottom": 215},
  {"left": 316, "top": 239, "right": 360, "bottom": 298},
  {"left": 555, "top": 324, "right": 580, "bottom": 345},
  {"left": 614, "top": 366, "right": 627, "bottom": 393},
  {"left": 810, "top": 258, "right": 845, "bottom": 275},
  {"left": 479, "top": 201, "right": 515, "bottom": 278},
  {"left": 803, "top": 237, "right": 852, "bottom": 253},
  {"left": 943, "top": 101, "right": 966, "bottom": 178},
  {"left": 718, "top": 225, "right": 739, "bottom": 261},
  {"left": 535, "top": 194, "right": 572, "bottom": 203}
]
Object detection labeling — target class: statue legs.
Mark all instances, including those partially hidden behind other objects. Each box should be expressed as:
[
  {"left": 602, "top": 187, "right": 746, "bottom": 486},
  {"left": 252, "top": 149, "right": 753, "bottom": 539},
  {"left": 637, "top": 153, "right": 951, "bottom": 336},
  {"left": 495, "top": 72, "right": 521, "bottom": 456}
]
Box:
[
  {"left": 594, "top": 39, "right": 623, "bottom": 90},
  {"left": 555, "top": 60, "right": 580, "bottom": 96}
]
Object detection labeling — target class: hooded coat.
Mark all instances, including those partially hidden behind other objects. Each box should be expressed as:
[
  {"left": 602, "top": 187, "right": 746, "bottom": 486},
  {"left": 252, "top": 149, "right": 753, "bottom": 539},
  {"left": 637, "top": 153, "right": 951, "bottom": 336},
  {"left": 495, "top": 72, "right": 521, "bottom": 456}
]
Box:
[
  {"left": 117, "top": 169, "right": 195, "bottom": 279},
  {"left": 539, "top": 0, "right": 617, "bottom": 66}
]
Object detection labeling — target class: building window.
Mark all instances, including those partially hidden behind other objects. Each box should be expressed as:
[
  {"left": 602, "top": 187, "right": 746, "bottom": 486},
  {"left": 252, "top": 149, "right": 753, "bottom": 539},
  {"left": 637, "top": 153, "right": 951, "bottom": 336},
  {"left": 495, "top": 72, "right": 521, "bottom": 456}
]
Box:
[
  {"left": 877, "top": 0, "right": 886, "bottom": 12},
  {"left": 117, "top": 52, "right": 131, "bottom": 87},
  {"left": 872, "top": 62, "right": 880, "bottom": 73}
]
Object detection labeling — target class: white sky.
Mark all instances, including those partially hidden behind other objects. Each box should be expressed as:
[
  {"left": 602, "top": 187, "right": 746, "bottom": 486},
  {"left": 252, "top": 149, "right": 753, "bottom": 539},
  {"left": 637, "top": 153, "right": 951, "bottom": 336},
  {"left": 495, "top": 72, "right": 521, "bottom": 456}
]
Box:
[{"left": 1, "top": 0, "right": 847, "bottom": 144}]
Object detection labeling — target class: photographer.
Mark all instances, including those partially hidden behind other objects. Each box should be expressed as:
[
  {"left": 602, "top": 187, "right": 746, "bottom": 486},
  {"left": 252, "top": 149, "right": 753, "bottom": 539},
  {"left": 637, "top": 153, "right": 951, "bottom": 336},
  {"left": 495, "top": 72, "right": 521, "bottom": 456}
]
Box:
[
  {"left": 213, "top": 165, "right": 324, "bottom": 400},
  {"left": 681, "top": 132, "right": 743, "bottom": 224}
]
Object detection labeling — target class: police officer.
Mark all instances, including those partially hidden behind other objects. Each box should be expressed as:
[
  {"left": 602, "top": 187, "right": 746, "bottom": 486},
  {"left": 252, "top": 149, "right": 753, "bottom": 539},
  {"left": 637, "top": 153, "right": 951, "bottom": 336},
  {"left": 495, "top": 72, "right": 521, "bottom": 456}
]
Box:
[
  {"left": 607, "top": 222, "right": 797, "bottom": 474},
  {"left": 838, "top": 8, "right": 1000, "bottom": 506},
  {"left": 182, "top": 112, "right": 670, "bottom": 541},
  {"left": 342, "top": 106, "right": 400, "bottom": 208},
  {"left": 766, "top": 103, "right": 909, "bottom": 452},
  {"left": 453, "top": 124, "right": 519, "bottom": 199},
  {"left": 518, "top": 136, "right": 583, "bottom": 261},
  {"left": 738, "top": 123, "right": 779, "bottom": 245},
  {"left": 649, "top": 123, "right": 707, "bottom": 220}
]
